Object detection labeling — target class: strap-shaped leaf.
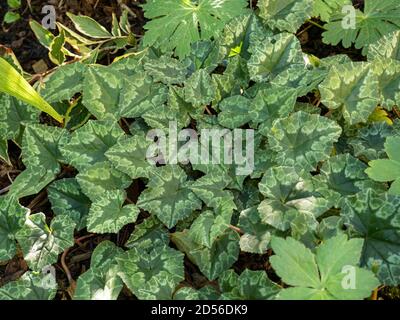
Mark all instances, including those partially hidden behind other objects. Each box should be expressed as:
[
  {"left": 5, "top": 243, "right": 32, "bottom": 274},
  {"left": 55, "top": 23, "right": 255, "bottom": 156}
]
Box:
[
  {"left": 0, "top": 196, "right": 29, "bottom": 261},
  {"left": 16, "top": 213, "right": 76, "bottom": 271},
  {"left": 142, "top": 0, "right": 249, "bottom": 59},
  {"left": 116, "top": 244, "right": 184, "bottom": 300},
  {"left": 219, "top": 269, "right": 280, "bottom": 300},
  {"left": 0, "top": 271, "right": 57, "bottom": 300},
  {"left": 87, "top": 190, "right": 139, "bottom": 234},
  {"left": 258, "top": 0, "right": 313, "bottom": 33},
  {"left": 270, "top": 235, "right": 379, "bottom": 300},
  {"left": 319, "top": 62, "right": 380, "bottom": 124},
  {"left": 340, "top": 189, "right": 400, "bottom": 285},
  {"left": 322, "top": 0, "right": 400, "bottom": 53},
  {"left": 48, "top": 178, "right": 91, "bottom": 230},
  {"left": 248, "top": 33, "right": 304, "bottom": 82},
  {"left": 67, "top": 13, "right": 112, "bottom": 39},
  {"left": 171, "top": 229, "right": 240, "bottom": 280},
  {"left": 137, "top": 166, "right": 202, "bottom": 228},
  {"left": 60, "top": 120, "right": 125, "bottom": 171},
  {"left": 74, "top": 241, "right": 124, "bottom": 300},
  {"left": 267, "top": 111, "right": 342, "bottom": 172},
  {"left": 258, "top": 166, "right": 331, "bottom": 232}
]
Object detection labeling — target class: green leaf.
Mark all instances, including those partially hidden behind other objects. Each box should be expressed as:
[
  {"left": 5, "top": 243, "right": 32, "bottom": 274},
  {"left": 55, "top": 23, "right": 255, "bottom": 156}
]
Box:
[
  {"left": 314, "top": 154, "right": 384, "bottom": 203},
  {"left": 319, "top": 62, "right": 380, "bottom": 124},
  {"left": 67, "top": 13, "right": 112, "bottom": 39},
  {"left": 48, "top": 178, "right": 91, "bottom": 230},
  {"left": 184, "top": 69, "right": 217, "bottom": 107},
  {"left": 258, "top": 0, "right": 313, "bottom": 33},
  {"left": 137, "top": 166, "right": 202, "bottom": 229},
  {"left": 7, "top": 0, "right": 21, "bottom": 9},
  {"left": 76, "top": 161, "right": 131, "bottom": 202},
  {"left": 42, "top": 62, "right": 86, "bottom": 103},
  {"left": 340, "top": 189, "right": 400, "bottom": 285},
  {"left": 312, "top": 0, "right": 351, "bottom": 22},
  {"left": 143, "top": 55, "right": 187, "bottom": 85},
  {"left": 0, "top": 271, "right": 57, "bottom": 300},
  {"left": 60, "top": 120, "right": 125, "bottom": 171},
  {"left": 0, "top": 57, "right": 63, "bottom": 123},
  {"left": 0, "top": 139, "right": 9, "bottom": 164},
  {"left": 0, "top": 196, "right": 28, "bottom": 261},
  {"left": 116, "top": 244, "right": 185, "bottom": 300},
  {"left": 87, "top": 190, "right": 139, "bottom": 234},
  {"left": 142, "top": 0, "right": 249, "bottom": 59},
  {"left": 171, "top": 229, "right": 240, "bottom": 280},
  {"left": 125, "top": 216, "right": 169, "bottom": 250},
  {"left": 105, "top": 134, "right": 156, "bottom": 179},
  {"left": 22, "top": 124, "right": 67, "bottom": 174},
  {"left": 349, "top": 122, "right": 399, "bottom": 161},
  {"left": 258, "top": 166, "right": 331, "bottom": 233},
  {"left": 74, "top": 241, "right": 124, "bottom": 300},
  {"left": 219, "top": 269, "right": 280, "bottom": 300},
  {"left": 16, "top": 213, "right": 76, "bottom": 271},
  {"left": 367, "top": 30, "right": 400, "bottom": 61},
  {"left": 322, "top": 0, "right": 400, "bottom": 53},
  {"left": 49, "top": 31, "right": 66, "bottom": 65},
  {"left": 267, "top": 111, "right": 342, "bottom": 172},
  {"left": 3, "top": 12, "right": 21, "bottom": 24},
  {"left": 238, "top": 206, "right": 273, "bottom": 254},
  {"left": 247, "top": 33, "right": 304, "bottom": 82},
  {"left": 29, "top": 20, "right": 55, "bottom": 49},
  {"left": 373, "top": 58, "right": 400, "bottom": 110},
  {"left": 270, "top": 235, "right": 379, "bottom": 300},
  {"left": 0, "top": 94, "right": 39, "bottom": 141},
  {"left": 366, "top": 136, "right": 400, "bottom": 195}
]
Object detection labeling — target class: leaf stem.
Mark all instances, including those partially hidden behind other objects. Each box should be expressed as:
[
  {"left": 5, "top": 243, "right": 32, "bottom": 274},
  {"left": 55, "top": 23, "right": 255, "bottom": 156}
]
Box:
[{"left": 306, "top": 19, "right": 327, "bottom": 31}]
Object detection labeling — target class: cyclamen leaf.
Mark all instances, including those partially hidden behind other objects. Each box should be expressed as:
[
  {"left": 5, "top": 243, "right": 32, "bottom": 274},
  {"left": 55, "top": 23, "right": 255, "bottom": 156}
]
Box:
[
  {"left": 349, "top": 122, "right": 398, "bottom": 161},
  {"left": 143, "top": 56, "right": 187, "bottom": 85},
  {"left": 322, "top": 0, "right": 400, "bottom": 53},
  {"left": 0, "top": 196, "right": 29, "bottom": 261},
  {"left": 0, "top": 94, "right": 39, "bottom": 141},
  {"left": 219, "top": 269, "right": 280, "bottom": 300},
  {"left": 22, "top": 124, "right": 67, "bottom": 173},
  {"left": 258, "top": 0, "right": 313, "bottom": 33},
  {"left": 319, "top": 62, "right": 380, "bottom": 124},
  {"left": 340, "top": 189, "right": 400, "bottom": 285},
  {"left": 172, "top": 229, "right": 240, "bottom": 281},
  {"left": 0, "top": 139, "right": 9, "bottom": 164},
  {"left": 105, "top": 134, "right": 156, "bottom": 179},
  {"left": 367, "top": 30, "right": 400, "bottom": 61},
  {"left": 314, "top": 154, "right": 384, "bottom": 203},
  {"left": 184, "top": 69, "right": 217, "bottom": 107},
  {"left": 16, "top": 213, "right": 76, "bottom": 271},
  {"left": 137, "top": 166, "right": 202, "bottom": 229},
  {"left": 247, "top": 33, "right": 304, "bottom": 82},
  {"left": 125, "top": 216, "right": 169, "bottom": 250},
  {"left": 258, "top": 166, "right": 331, "bottom": 233},
  {"left": 270, "top": 235, "right": 379, "bottom": 300},
  {"left": 76, "top": 161, "right": 131, "bottom": 202},
  {"left": 373, "top": 59, "right": 400, "bottom": 110},
  {"left": 87, "top": 190, "right": 139, "bottom": 234},
  {"left": 0, "top": 271, "right": 57, "bottom": 300},
  {"left": 267, "top": 111, "right": 342, "bottom": 172},
  {"left": 74, "top": 241, "right": 124, "bottom": 300},
  {"left": 366, "top": 136, "right": 400, "bottom": 195},
  {"left": 142, "top": 0, "right": 249, "bottom": 59},
  {"left": 60, "top": 120, "right": 125, "bottom": 171},
  {"left": 116, "top": 245, "right": 185, "bottom": 300},
  {"left": 238, "top": 206, "right": 273, "bottom": 254},
  {"left": 48, "top": 178, "right": 91, "bottom": 231}
]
